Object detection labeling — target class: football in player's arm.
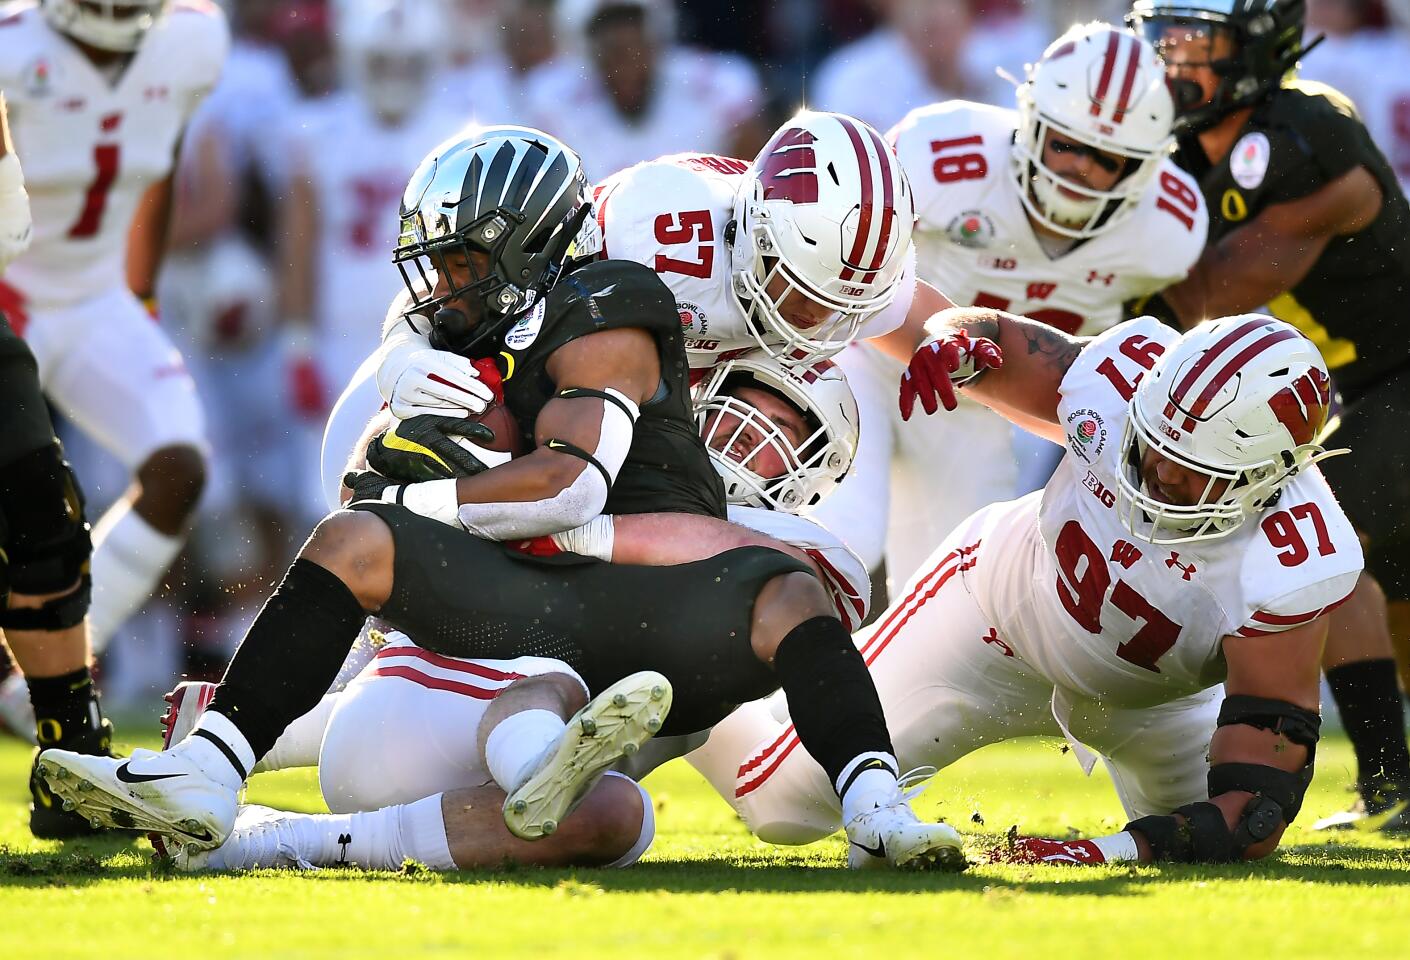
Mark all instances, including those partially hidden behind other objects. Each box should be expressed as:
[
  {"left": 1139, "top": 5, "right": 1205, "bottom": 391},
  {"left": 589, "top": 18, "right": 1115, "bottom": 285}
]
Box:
[{"left": 902, "top": 307, "right": 1350, "bottom": 864}]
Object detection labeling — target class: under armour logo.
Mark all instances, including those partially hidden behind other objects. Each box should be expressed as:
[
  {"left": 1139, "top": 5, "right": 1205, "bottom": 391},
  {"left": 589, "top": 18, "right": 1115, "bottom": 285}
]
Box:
[
  {"left": 982, "top": 627, "right": 1015, "bottom": 658},
  {"left": 1165, "top": 553, "right": 1197, "bottom": 580},
  {"left": 1086, "top": 270, "right": 1115, "bottom": 286},
  {"left": 336, "top": 833, "right": 352, "bottom": 865}
]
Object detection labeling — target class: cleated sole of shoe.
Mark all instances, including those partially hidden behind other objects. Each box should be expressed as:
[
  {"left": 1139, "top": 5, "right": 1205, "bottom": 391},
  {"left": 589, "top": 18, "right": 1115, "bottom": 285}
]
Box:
[
  {"left": 36, "top": 753, "right": 226, "bottom": 850},
  {"left": 888, "top": 823, "right": 969, "bottom": 873},
  {"left": 503, "top": 671, "right": 672, "bottom": 841}
]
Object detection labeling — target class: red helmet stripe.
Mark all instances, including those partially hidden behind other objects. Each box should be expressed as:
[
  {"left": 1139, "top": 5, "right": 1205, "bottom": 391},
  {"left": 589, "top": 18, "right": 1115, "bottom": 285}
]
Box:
[
  {"left": 859, "top": 124, "right": 897, "bottom": 284},
  {"left": 837, "top": 115, "right": 875, "bottom": 283},
  {"left": 1169, "top": 317, "right": 1268, "bottom": 408},
  {"left": 1186, "top": 329, "right": 1301, "bottom": 419},
  {"left": 1112, "top": 34, "right": 1142, "bottom": 124},
  {"left": 1090, "top": 30, "right": 1121, "bottom": 117}
]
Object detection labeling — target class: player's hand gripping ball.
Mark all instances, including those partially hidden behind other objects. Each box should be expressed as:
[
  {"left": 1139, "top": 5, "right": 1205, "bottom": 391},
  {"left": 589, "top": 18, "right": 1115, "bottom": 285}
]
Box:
[
  {"left": 365, "top": 414, "right": 498, "bottom": 482},
  {"left": 899, "top": 328, "right": 1003, "bottom": 419}
]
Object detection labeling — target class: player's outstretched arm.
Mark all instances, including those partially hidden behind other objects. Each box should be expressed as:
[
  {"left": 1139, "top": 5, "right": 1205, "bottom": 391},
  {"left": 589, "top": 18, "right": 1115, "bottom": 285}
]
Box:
[
  {"left": 1122, "top": 618, "right": 1326, "bottom": 864},
  {"left": 1003, "top": 618, "right": 1325, "bottom": 868},
  {"left": 900, "top": 307, "right": 1086, "bottom": 442},
  {"left": 1160, "top": 166, "right": 1383, "bottom": 329}
]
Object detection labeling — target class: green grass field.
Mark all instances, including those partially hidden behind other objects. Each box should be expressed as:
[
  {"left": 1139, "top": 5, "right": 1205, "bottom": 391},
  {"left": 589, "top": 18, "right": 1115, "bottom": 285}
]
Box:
[{"left": 2, "top": 723, "right": 1407, "bottom": 959}]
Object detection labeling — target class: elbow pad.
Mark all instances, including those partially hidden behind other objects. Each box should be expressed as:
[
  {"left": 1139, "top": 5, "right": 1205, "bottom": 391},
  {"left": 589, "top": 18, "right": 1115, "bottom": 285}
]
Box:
[
  {"left": 0, "top": 153, "right": 33, "bottom": 270},
  {"left": 456, "top": 387, "right": 638, "bottom": 540}
]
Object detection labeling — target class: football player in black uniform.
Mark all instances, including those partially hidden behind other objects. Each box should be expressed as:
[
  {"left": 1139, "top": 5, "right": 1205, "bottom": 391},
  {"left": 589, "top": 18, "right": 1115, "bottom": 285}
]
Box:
[
  {"left": 39, "top": 128, "right": 963, "bottom": 870},
  {"left": 0, "top": 96, "right": 115, "bottom": 839},
  {"left": 1130, "top": 0, "right": 1410, "bottom": 830}
]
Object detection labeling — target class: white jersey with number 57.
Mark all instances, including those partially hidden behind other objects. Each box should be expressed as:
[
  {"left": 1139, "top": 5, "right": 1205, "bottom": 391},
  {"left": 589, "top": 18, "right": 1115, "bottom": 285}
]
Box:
[
  {"left": 891, "top": 101, "right": 1207, "bottom": 336},
  {"left": 953, "top": 318, "right": 1361, "bottom": 707},
  {"left": 594, "top": 153, "right": 917, "bottom": 376},
  {"left": 0, "top": 0, "right": 228, "bottom": 308}
]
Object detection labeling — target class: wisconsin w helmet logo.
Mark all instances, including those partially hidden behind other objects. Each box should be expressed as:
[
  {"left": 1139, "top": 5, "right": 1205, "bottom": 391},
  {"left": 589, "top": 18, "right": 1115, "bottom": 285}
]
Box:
[
  {"left": 1267, "top": 367, "right": 1330, "bottom": 446},
  {"left": 758, "top": 128, "right": 819, "bottom": 203}
]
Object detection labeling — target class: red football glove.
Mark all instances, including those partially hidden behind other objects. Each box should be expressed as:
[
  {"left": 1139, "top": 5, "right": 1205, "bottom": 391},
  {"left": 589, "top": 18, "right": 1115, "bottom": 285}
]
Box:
[
  {"left": 507, "top": 535, "right": 563, "bottom": 557},
  {"left": 998, "top": 836, "right": 1109, "bottom": 866},
  {"left": 899, "top": 329, "right": 1003, "bottom": 420}
]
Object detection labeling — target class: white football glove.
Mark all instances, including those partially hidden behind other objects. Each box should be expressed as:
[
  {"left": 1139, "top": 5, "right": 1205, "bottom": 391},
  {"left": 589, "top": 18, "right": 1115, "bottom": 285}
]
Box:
[{"left": 386, "top": 348, "right": 496, "bottom": 420}]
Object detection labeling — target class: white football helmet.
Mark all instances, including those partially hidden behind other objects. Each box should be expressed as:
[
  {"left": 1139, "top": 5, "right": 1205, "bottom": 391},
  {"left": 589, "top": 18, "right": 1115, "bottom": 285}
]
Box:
[
  {"left": 1115, "top": 315, "right": 1345, "bottom": 544},
  {"left": 336, "top": 0, "right": 445, "bottom": 121},
  {"left": 1014, "top": 23, "right": 1175, "bottom": 238},
  {"left": 41, "top": 0, "right": 169, "bottom": 52},
  {"left": 731, "top": 111, "right": 915, "bottom": 363},
  {"left": 695, "top": 349, "right": 859, "bottom": 513}
]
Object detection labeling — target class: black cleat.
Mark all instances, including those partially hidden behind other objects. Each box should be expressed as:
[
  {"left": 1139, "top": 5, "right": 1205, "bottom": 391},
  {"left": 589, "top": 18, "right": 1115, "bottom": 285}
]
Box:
[{"left": 28, "top": 718, "right": 127, "bottom": 840}]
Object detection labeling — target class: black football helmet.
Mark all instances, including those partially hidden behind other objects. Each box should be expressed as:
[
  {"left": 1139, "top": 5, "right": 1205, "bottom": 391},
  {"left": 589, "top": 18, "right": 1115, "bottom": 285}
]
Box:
[
  {"left": 394, "top": 126, "right": 595, "bottom": 357},
  {"left": 1128, "top": 0, "right": 1318, "bottom": 132}
]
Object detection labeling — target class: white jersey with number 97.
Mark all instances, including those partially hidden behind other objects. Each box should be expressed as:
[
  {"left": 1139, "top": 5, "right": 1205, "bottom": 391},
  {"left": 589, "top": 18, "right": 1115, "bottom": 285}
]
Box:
[
  {"left": 892, "top": 101, "right": 1207, "bottom": 336},
  {"left": 0, "top": 0, "right": 228, "bottom": 308},
  {"left": 958, "top": 318, "right": 1362, "bottom": 707}
]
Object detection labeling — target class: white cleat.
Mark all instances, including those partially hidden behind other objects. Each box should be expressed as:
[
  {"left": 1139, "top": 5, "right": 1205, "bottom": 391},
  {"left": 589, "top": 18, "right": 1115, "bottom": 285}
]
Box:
[
  {"left": 153, "top": 805, "right": 316, "bottom": 872},
  {"left": 846, "top": 799, "right": 967, "bottom": 872},
  {"left": 36, "top": 746, "right": 238, "bottom": 850},
  {"left": 503, "top": 670, "right": 672, "bottom": 840},
  {"left": 160, "top": 681, "right": 218, "bottom": 749}
]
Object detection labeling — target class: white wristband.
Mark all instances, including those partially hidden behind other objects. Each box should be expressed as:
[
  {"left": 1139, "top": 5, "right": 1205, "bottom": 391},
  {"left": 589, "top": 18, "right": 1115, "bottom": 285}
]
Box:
[
  {"left": 549, "top": 514, "right": 616, "bottom": 560},
  {"left": 394, "top": 478, "right": 461, "bottom": 528}
]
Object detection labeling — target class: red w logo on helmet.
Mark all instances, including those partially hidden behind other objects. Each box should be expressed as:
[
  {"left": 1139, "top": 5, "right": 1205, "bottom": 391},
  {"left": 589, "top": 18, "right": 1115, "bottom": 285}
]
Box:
[
  {"left": 758, "top": 128, "right": 819, "bottom": 204},
  {"left": 1267, "top": 367, "right": 1330, "bottom": 446}
]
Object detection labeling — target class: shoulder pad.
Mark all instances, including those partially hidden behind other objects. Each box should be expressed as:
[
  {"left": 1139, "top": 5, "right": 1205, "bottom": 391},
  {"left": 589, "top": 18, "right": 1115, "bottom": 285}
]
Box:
[
  {"left": 547, "top": 259, "right": 679, "bottom": 336},
  {"left": 890, "top": 100, "right": 1015, "bottom": 229},
  {"left": 1120, "top": 160, "right": 1208, "bottom": 286}
]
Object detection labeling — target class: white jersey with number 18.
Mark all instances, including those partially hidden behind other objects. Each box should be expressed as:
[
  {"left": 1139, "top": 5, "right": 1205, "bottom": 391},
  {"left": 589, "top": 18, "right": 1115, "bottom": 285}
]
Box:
[{"left": 892, "top": 101, "right": 1208, "bottom": 336}]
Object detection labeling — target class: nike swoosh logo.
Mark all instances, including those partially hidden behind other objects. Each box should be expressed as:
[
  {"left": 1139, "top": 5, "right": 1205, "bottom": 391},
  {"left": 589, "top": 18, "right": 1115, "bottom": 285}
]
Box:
[
  {"left": 853, "top": 840, "right": 886, "bottom": 860},
  {"left": 115, "top": 762, "right": 186, "bottom": 784}
]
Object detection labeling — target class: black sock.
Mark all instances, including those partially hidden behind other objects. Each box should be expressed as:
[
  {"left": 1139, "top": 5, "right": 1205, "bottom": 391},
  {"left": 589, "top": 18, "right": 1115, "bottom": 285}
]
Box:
[
  {"left": 772, "top": 615, "right": 896, "bottom": 792},
  {"left": 28, "top": 665, "right": 108, "bottom": 752},
  {"left": 1326, "top": 658, "right": 1410, "bottom": 793},
  {"left": 207, "top": 558, "right": 367, "bottom": 760}
]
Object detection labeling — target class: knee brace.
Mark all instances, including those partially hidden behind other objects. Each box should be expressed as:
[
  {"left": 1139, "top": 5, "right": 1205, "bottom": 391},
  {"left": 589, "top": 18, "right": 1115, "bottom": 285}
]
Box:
[{"left": 0, "top": 440, "right": 92, "bottom": 630}]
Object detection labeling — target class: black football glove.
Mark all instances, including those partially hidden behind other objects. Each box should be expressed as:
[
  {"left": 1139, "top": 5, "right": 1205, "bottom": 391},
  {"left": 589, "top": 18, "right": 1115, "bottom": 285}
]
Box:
[
  {"left": 342, "top": 469, "right": 399, "bottom": 506},
  {"left": 366, "top": 414, "right": 496, "bottom": 482}
]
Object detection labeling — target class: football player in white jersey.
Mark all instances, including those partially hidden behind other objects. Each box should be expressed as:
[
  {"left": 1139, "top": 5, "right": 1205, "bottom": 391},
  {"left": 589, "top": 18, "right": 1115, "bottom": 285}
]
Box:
[
  {"left": 524, "top": 0, "right": 765, "bottom": 182},
  {"left": 280, "top": 0, "right": 467, "bottom": 523},
  {"left": 0, "top": 0, "right": 229, "bottom": 650},
  {"left": 150, "top": 352, "right": 875, "bottom": 872},
  {"left": 810, "top": 23, "right": 1210, "bottom": 590},
  {"left": 695, "top": 310, "right": 1361, "bottom": 867}
]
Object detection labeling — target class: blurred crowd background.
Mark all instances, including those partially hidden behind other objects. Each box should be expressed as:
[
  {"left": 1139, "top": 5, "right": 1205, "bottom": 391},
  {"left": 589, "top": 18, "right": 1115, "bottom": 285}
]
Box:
[{"left": 62, "top": 0, "right": 1410, "bottom": 709}]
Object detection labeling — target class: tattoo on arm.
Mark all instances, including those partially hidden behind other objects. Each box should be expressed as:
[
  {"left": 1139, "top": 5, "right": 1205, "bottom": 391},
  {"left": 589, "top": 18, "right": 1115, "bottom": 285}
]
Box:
[{"left": 1014, "top": 318, "right": 1084, "bottom": 380}]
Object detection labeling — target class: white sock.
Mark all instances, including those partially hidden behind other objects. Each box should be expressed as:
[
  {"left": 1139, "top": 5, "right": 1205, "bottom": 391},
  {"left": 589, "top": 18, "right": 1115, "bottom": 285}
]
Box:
[
  {"left": 88, "top": 501, "right": 184, "bottom": 653},
  {"left": 222, "top": 795, "right": 456, "bottom": 871},
  {"left": 484, "top": 708, "right": 566, "bottom": 793},
  {"left": 256, "top": 693, "right": 338, "bottom": 773},
  {"left": 1091, "top": 831, "right": 1141, "bottom": 863},
  {"left": 176, "top": 710, "right": 257, "bottom": 790},
  {"left": 837, "top": 753, "right": 901, "bottom": 824}
]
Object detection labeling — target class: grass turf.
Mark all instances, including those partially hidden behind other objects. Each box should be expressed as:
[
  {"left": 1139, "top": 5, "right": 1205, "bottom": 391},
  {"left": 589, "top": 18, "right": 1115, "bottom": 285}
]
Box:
[{"left": 1, "top": 723, "right": 1408, "bottom": 959}]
